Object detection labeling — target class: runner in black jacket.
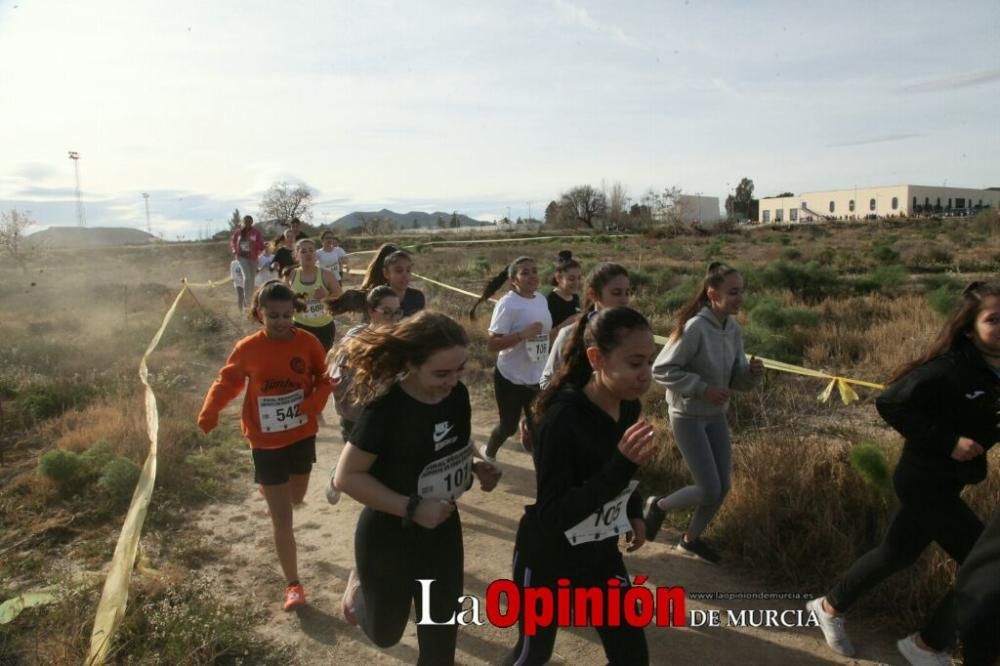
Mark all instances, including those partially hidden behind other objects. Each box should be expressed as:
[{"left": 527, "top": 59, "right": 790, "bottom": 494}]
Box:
[
  {"left": 808, "top": 281, "right": 1000, "bottom": 664},
  {"left": 503, "top": 307, "right": 658, "bottom": 666},
  {"left": 956, "top": 509, "right": 1000, "bottom": 666}
]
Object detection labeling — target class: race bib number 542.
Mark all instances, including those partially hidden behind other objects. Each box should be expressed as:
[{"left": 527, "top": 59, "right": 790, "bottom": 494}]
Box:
[
  {"left": 563, "top": 480, "right": 639, "bottom": 545},
  {"left": 258, "top": 390, "right": 306, "bottom": 433}
]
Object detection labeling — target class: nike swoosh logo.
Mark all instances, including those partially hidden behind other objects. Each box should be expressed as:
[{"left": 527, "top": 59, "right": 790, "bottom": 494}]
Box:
[
  {"left": 433, "top": 423, "right": 454, "bottom": 443},
  {"left": 966, "top": 391, "right": 985, "bottom": 400}
]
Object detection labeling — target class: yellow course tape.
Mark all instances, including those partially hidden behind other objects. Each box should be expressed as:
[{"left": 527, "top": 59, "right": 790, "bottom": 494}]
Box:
[
  {"left": 86, "top": 277, "right": 226, "bottom": 664},
  {"left": 410, "top": 270, "right": 885, "bottom": 406}
]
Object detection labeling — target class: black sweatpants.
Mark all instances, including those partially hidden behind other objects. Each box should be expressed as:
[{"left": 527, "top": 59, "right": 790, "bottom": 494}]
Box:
[
  {"left": 354, "top": 507, "right": 463, "bottom": 666},
  {"left": 502, "top": 548, "right": 649, "bottom": 666},
  {"left": 827, "top": 492, "right": 983, "bottom": 650},
  {"left": 486, "top": 367, "right": 538, "bottom": 456},
  {"left": 957, "top": 509, "right": 1000, "bottom": 666}
]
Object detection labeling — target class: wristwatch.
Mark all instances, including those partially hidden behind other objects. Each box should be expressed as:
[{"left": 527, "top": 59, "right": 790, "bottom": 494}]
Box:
[{"left": 401, "top": 493, "right": 421, "bottom": 528}]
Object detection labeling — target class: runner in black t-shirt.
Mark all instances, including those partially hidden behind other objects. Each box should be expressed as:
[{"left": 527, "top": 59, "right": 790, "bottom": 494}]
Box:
[
  {"left": 503, "top": 307, "right": 658, "bottom": 665},
  {"left": 546, "top": 251, "right": 582, "bottom": 332},
  {"left": 333, "top": 311, "right": 501, "bottom": 665}
]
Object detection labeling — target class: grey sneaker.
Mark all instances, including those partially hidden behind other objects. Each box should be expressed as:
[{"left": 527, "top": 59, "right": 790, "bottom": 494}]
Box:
[
  {"left": 807, "top": 597, "right": 855, "bottom": 657},
  {"left": 643, "top": 496, "right": 667, "bottom": 542},
  {"left": 325, "top": 466, "right": 341, "bottom": 505},
  {"left": 896, "top": 633, "right": 951, "bottom": 666}
]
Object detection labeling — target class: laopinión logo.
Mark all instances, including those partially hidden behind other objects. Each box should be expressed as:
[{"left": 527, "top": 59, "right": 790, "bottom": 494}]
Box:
[{"left": 413, "top": 580, "right": 821, "bottom": 633}]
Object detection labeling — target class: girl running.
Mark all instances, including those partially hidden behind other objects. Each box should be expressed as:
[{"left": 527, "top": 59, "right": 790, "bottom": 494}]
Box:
[
  {"left": 540, "top": 262, "right": 631, "bottom": 389},
  {"left": 643, "top": 262, "right": 764, "bottom": 564},
  {"left": 808, "top": 281, "right": 1000, "bottom": 663},
  {"left": 286, "top": 238, "right": 342, "bottom": 352},
  {"left": 327, "top": 286, "right": 403, "bottom": 442},
  {"left": 256, "top": 240, "right": 277, "bottom": 288},
  {"left": 504, "top": 307, "right": 658, "bottom": 665},
  {"left": 197, "top": 281, "right": 332, "bottom": 611},
  {"left": 546, "top": 250, "right": 582, "bottom": 332},
  {"left": 470, "top": 257, "right": 552, "bottom": 461},
  {"left": 270, "top": 229, "right": 297, "bottom": 278},
  {"left": 317, "top": 230, "right": 349, "bottom": 281},
  {"left": 360, "top": 243, "right": 425, "bottom": 317},
  {"left": 334, "top": 311, "right": 502, "bottom": 666}
]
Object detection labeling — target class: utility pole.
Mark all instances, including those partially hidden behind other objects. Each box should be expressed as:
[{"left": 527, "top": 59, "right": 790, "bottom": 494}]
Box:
[
  {"left": 142, "top": 193, "right": 151, "bottom": 233},
  {"left": 68, "top": 151, "right": 86, "bottom": 227}
]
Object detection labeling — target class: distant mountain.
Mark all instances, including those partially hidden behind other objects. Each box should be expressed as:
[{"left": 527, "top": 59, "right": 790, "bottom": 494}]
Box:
[
  {"left": 27, "top": 226, "right": 157, "bottom": 248},
  {"left": 330, "top": 209, "right": 489, "bottom": 231}
]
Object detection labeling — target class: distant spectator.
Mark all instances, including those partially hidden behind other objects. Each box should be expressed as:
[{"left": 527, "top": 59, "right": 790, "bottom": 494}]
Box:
[{"left": 230, "top": 215, "right": 264, "bottom": 311}]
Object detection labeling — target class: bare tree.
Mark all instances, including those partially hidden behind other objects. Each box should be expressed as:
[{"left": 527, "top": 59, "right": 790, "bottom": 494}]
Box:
[
  {"left": 606, "top": 181, "right": 629, "bottom": 229},
  {"left": 0, "top": 209, "right": 36, "bottom": 272},
  {"left": 260, "top": 182, "right": 314, "bottom": 229},
  {"left": 362, "top": 216, "right": 398, "bottom": 235},
  {"left": 559, "top": 185, "right": 608, "bottom": 229}
]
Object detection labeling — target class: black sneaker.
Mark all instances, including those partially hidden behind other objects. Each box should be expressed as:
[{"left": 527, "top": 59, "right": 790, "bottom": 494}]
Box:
[
  {"left": 677, "top": 536, "right": 721, "bottom": 564},
  {"left": 643, "top": 496, "right": 667, "bottom": 542}
]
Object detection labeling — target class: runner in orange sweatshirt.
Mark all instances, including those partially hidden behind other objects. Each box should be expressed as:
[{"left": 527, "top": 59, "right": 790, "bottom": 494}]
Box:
[{"left": 198, "top": 280, "right": 333, "bottom": 611}]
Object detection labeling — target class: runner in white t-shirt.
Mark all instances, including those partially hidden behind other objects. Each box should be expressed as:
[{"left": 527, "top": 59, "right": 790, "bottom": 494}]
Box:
[
  {"left": 316, "top": 230, "right": 348, "bottom": 281},
  {"left": 469, "top": 256, "right": 552, "bottom": 461}
]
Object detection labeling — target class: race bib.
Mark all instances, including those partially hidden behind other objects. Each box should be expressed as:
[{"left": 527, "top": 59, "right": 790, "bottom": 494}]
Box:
[
  {"left": 239, "top": 240, "right": 250, "bottom": 252},
  {"left": 525, "top": 334, "right": 549, "bottom": 362},
  {"left": 564, "top": 480, "right": 639, "bottom": 546},
  {"left": 258, "top": 390, "right": 306, "bottom": 433},
  {"left": 417, "top": 445, "right": 473, "bottom": 501},
  {"left": 303, "top": 300, "right": 326, "bottom": 319}
]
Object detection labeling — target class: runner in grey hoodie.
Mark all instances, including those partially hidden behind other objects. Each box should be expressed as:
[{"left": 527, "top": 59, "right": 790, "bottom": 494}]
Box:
[{"left": 643, "top": 262, "right": 764, "bottom": 564}]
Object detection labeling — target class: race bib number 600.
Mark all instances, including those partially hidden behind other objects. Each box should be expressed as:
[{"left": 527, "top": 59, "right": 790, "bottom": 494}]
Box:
[
  {"left": 258, "top": 390, "right": 307, "bottom": 433},
  {"left": 564, "top": 480, "right": 639, "bottom": 545},
  {"left": 418, "top": 446, "right": 473, "bottom": 501}
]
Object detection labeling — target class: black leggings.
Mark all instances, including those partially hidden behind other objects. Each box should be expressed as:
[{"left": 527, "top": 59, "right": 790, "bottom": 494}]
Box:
[
  {"left": 826, "top": 493, "right": 983, "bottom": 650},
  {"left": 486, "top": 367, "right": 538, "bottom": 456},
  {"left": 503, "top": 549, "right": 649, "bottom": 666},
  {"left": 296, "top": 321, "right": 336, "bottom": 352},
  {"left": 354, "top": 507, "right": 463, "bottom": 666}
]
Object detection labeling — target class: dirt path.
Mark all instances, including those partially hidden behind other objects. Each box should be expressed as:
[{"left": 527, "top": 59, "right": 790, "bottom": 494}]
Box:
[{"left": 196, "top": 405, "right": 904, "bottom": 665}]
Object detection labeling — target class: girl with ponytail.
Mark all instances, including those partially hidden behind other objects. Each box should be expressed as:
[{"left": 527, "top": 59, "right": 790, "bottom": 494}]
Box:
[
  {"left": 502, "top": 307, "right": 658, "bottom": 665},
  {"left": 643, "top": 262, "right": 764, "bottom": 565},
  {"left": 471, "top": 257, "right": 552, "bottom": 461}
]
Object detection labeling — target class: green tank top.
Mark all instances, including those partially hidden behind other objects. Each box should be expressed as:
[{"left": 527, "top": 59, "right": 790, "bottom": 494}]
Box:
[{"left": 291, "top": 268, "right": 334, "bottom": 327}]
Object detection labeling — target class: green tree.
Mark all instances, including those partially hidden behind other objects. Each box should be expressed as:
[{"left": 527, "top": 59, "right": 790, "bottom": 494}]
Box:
[
  {"left": 544, "top": 201, "right": 561, "bottom": 226},
  {"left": 450, "top": 211, "right": 460, "bottom": 228},
  {"left": 726, "top": 177, "right": 755, "bottom": 220},
  {"left": 228, "top": 208, "right": 242, "bottom": 230}
]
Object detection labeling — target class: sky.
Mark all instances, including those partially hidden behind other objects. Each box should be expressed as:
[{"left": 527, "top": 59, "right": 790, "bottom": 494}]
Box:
[{"left": 1, "top": 0, "right": 998, "bottom": 239}]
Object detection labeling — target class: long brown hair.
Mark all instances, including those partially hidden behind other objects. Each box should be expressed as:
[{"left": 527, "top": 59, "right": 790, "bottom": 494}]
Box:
[
  {"left": 532, "top": 307, "right": 651, "bottom": 425},
  {"left": 360, "top": 243, "right": 399, "bottom": 289},
  {"left": 341, "top": 311, "right": 469, "bottom": 403},
  {"left": 326, "top": 285, "right": 396, "bottom": 319},
  {"left": 247, "top": 280, "right": 305, "bottom": 323},
  {"left": 581, "top": 263, "right": 630, "bottom": 312},
  {"left": 469, "top": 256, "right": 534, "bottom": 320},
  {"left": 670, "top": 262, "right": 740, "bottom": 341},
  {"left": 889, "top": 281, "right": 1000, "bottom": 383}
]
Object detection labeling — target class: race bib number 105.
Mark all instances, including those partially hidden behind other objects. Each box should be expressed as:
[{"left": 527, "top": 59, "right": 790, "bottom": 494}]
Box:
[
  {"left": 258, "top": 390, "right": 307, "bottom": 433},
  {"left": 525, "top": 334, "right": 549, "bottom": 362},
  {"left": 563, "top": 480, "right": 639, "bottom": 546}
]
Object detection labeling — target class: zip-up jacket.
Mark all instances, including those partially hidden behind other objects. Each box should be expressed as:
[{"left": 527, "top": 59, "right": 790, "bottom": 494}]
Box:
[
  {"left": 652, "top": 307, "right": 760, "bottom": 417},
  {"left": 876, "top": 339, "right": 1000, "bottom": 490},
  {"left": 230, "top": 226, "right": 265, "bottom": 262}
]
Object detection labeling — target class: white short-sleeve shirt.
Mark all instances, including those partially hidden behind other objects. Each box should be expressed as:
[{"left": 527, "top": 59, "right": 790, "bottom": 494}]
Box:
[{"left": 488, "top": 290, "right": 553, "bottom": 385}]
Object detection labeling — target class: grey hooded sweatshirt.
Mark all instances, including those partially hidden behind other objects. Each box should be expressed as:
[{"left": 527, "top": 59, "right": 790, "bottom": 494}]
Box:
[{"left": 653, "top": 306, "right": 761, "bottom": 417}]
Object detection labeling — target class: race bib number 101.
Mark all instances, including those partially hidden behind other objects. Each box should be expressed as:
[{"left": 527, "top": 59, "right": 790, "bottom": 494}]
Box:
[
  {"left": 418, "top": 446, "right": 473, "bottom": 501},
  {"left": 258, "top": 390, "right": 307, "bottom": 433},
  {"left": 563, "top": 480, "right": 639, "bottom": 545}
]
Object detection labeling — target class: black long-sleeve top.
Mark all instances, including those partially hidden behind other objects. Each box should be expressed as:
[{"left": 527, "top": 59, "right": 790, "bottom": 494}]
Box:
[
  {"left": 519, "top": 384, "right": 642, "bottom": 571},
  {"left": 875, "top": 339, "right": 1000, "bottom": 496}
]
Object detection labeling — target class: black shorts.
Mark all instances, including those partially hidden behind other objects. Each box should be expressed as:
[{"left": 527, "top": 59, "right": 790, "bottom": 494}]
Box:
[
  {"left": 252, "top": 436, "right": 317, "bottom": 486},
  {"left": 296, "top": 321, "right": 336, "bottom": 352}
]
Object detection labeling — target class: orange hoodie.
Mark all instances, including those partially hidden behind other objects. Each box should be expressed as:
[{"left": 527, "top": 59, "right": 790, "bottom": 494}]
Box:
[{"left": 198, "top": 328, "right": 333, "bottom": 449}]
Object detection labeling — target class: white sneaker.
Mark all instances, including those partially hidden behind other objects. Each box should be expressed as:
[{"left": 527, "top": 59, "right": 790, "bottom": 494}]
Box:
[
  {"left": 806, "top": 597, "right": 855, "bottom": 657},
  {"left": 325, "top": 466, "right": 341, "bottom": 505},
  {"left": 896, "top": 633, "right": 952, "bottom": 666},
  {"left": 475, "top": 441, "right": 496, "bottom": 464}
]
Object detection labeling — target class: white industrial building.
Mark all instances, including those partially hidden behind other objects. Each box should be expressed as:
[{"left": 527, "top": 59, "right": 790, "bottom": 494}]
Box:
[
  {"left": 656, "top": 194, "right": 721, "bottom": 224},
  {"left": 758, "top": 185, "right": 1000, "bottom": 224}
]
